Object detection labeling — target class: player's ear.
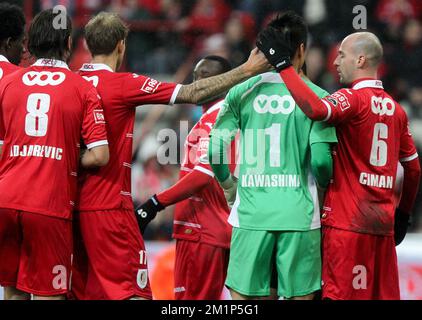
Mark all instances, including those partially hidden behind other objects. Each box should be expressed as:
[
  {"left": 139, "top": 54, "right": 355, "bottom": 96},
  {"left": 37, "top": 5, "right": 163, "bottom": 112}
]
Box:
[
  {"left": 117, "top": 40, "right": 125, "bottom": 55},
  {"left": 298, "top": 43, "right": 305, "bottom": 60},
  {"left": 356, "top": 54, "right": 365, "bottom": 69},
  {"left": 67, "top": 36, "right": 72, "bottom": 52}
]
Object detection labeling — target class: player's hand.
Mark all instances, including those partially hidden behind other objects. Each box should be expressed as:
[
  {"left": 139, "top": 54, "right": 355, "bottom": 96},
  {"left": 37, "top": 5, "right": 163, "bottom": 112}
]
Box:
[
  {"left": 243, "top": 47, "right": 273, "bottom": 76},
  {"left": 394, "top": 208, "right": 410, "bottom": 246},
  {"left": 220, "top": 175, "right": 238, "bottom": 209},
  {"left": 134, "top": 195, "right": 165, "bottom": 235},
  {"left": 256, "top": 27, "right": 293, "bottom": 72}
]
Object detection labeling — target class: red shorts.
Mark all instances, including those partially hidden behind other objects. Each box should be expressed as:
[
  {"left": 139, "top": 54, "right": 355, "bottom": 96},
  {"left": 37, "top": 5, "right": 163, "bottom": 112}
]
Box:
[
  {"left": 322, "top": 226, "right": 400, "bottom": 300},
  {"left": 0, "top": 209, "right": 72, "bottom": 296},
  {"left": 71, "top": 209, "right": 152, "bottom": 300},
  {"left": 174, "top": 240, "right": 229, "bottom": 300}
]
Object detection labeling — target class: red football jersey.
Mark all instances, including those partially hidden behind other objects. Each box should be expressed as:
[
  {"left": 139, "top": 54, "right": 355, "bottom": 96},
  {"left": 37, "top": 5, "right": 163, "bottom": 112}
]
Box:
[
  {"left": 173, "top": 100, "right": 233, "bottom": 249},
  {"left": 0, "top": 55, "right": 20, "bottom": 82},
  {"left": 0, "top": 59, "right": 108, "bottom": 219},
  {"left": 320, "top": 79, "right": 418, "bottom": 235},
  {"left": 77, "top": 63, "right": 180, "bottom": 210}
]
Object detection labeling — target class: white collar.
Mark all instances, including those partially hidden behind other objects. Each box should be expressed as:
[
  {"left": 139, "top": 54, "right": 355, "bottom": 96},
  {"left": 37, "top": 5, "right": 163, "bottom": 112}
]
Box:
[
  {"left": 352, "top": 79, "right": 383, "bottom": 90},
  {"left": 33, "top": 58, "right": 69, "bottom": 70},
  {"left": 0, "top": 55, "right": 10, "bottom": 63},
  {"left": 80, "top": 63, "right": 113, "bottom": 72}
]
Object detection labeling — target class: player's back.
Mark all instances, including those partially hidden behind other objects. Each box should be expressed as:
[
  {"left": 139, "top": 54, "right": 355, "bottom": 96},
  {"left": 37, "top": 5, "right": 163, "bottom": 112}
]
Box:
[
  {"left": 0, "top": 59, "right": 102, "bottom": 219},
  {"left": 322, "top": 80, "right": 417, "bottom": 235},
  {"left": 77, "top": 63, "right": 178, "bottom": 211},
  {"left": 173, "top": 101, "right": 232, "bottom": 248},
  {"left": 223, "top": 71, "right": 336, "bottom": 230}
]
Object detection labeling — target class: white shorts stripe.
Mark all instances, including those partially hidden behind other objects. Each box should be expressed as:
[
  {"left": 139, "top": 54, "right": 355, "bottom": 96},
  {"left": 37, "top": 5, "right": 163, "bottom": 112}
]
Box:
[{"left": 173, "top": 220, "right": 202, "bottom": 229}]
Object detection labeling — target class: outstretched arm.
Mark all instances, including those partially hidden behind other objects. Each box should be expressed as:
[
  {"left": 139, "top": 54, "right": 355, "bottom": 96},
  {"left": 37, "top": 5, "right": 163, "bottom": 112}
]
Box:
[
  {"left": 156, "top": 169, "right": 213, "bottom": 207},
  {"left": 175, "top": 48, "right": 271, "bottom": 105}
]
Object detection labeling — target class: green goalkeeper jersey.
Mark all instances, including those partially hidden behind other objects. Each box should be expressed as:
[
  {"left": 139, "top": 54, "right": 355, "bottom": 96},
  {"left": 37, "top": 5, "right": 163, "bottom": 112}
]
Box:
[{"left": 209, "top": 71, "right": 337, "bottom": 231}]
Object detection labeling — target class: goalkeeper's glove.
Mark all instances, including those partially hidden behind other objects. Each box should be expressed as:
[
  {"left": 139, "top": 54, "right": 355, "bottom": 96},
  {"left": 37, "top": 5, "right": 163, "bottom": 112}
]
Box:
[
  {"left": 220, "top": 175, "right": 238, "bottom": 209},
  {"left": 256, "top": 27, "right": 293, "bottom": 72},
  {"left": 134, "top": 195, "right": 165, "bottom": 235},
  {"left": 394, "top": 208, "right": 411, "bottom": 246}
]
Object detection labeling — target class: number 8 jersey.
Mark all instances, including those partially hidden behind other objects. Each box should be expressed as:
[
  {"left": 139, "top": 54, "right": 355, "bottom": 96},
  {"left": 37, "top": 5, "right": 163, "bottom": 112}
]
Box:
[
  {"left": 0, "top": 59, "right": 108, "bottom": 220},
  {"left": 320, "top": 79, "right": 418, "bottom": 235}
]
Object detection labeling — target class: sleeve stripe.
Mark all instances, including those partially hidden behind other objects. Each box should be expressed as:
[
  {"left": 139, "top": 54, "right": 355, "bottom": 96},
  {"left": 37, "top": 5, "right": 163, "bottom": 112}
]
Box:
[
  {"left": 86, "top": 140, "right": 108, "bottom": 150},
  {"left": 169, "top": 84, "right": 182, "bottom": 105},
  {"left": 0, "top": 140, "right": 3, "bottom": 145},
  {"left": 322, "top": 99, "right": 332, "bottom": 122},
  {"left": 194, "top": 165, "right": 215, "bottom": 177},
  {"left": 400, "top": 153, "right": 419, "bottom": 162}
]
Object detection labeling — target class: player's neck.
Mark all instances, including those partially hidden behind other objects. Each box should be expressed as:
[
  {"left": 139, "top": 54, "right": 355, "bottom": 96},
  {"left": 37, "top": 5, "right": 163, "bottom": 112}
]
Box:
[
  {"left": 91, "top": 55, "right": 118, "bottom": 72},
  {"left": 351, "top": 70, "right": 378, "bottom": 83}
]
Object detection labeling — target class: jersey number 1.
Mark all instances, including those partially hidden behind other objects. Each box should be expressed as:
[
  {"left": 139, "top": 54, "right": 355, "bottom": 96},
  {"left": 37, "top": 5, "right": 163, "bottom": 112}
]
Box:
[{"left": 25, "top": 93, "right": 50, "bottom": 137}]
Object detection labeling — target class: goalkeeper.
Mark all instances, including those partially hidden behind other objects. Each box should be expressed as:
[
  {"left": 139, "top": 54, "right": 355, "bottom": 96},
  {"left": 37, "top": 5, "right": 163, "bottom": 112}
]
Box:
[{"left": 208, "top": 11, "right": 337, "bottom": 300}]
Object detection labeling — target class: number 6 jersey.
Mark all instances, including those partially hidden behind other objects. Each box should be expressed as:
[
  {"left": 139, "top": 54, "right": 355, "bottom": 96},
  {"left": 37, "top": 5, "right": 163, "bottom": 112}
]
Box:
[
  {"left": 0, "top": 59, "right": 108, "bottom": 219},
  {"left": 320, "top": 79, "right": 418, "bottom": 235}
]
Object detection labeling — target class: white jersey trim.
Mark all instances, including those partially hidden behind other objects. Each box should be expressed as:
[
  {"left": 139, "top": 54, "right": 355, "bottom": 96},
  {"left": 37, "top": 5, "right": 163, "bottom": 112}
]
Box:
[
  {"left": 170, "top": 84, "right": 182, "bottom": 105},
  {"left": 86, "top": 140, "right": 108, "bottom": 150},
  {"left": 228, "top": 189, "right": 240, "bottom": 227},
  {"left": 0, "top": 55, "right": 10, "bottom": 62},
  {"left": 80, "top": 63, "right": 113, "bottom": 72},
  {"left": 0, "top": 140, "right": 3, "bottom": 145},
  {"left": 194, "top": 165, "right": 215, "bottom": 177},
  {"left": 204, "top": 100, "right": 224, "bottom": 115},
  {"left": 352, "top": 79, "right": 383, "bottom": 90},
  {"left": 400, "top": 153, "right": 418, "bottom": 162},
  {"left": 308, "top": 169, "right": 322, "bottom": 230},
  {"left": 321, "top": 99, "right": 332, "bottom": 122},
  {"left": 174, "top": 220, "right": 202, "bottom": 229},
  {"left": 33, "top": 59, "right": 70, "bottom": 70}
]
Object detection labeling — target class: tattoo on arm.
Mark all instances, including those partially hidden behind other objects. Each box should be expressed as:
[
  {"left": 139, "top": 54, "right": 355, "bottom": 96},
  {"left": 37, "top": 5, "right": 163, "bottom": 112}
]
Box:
[{"left": 175, "top": 65, "right": 251, "bottom": 104}]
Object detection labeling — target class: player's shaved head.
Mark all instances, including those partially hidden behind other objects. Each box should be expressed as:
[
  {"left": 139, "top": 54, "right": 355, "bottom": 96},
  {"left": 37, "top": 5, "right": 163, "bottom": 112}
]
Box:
[{"left": 344, "top": 32, "right": 383, "bottom": 68}]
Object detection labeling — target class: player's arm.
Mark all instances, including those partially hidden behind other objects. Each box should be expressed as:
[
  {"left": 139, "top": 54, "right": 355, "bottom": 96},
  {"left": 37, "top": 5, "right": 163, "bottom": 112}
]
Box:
[
  {"left": 310, "top": 142, "right": 333, "bottom": 188},
  {"left": 81, "top": 86, "right": 109, "bottom": 168},
  {"left": 208, "top": 97, "right": 239, "bottom": 207},
  {"left": 134, "top": 170, "right": 213, "bottom": 234},
  {"left": 175, "top": 48, "right": 271, "bottom": 104},
  {"left": 395, "top": 116, "right": 421, "bottom": 245},
  {"left": 80, "top": 145, "right": 109, "bottom": 168},
  {"left": 256, "top": 28, "right": 358, "bottom": 123}
]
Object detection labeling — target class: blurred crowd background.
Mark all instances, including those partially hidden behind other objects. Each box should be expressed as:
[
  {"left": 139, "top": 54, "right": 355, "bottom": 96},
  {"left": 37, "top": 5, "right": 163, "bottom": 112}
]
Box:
[{"left": 6, "top": 0, "right": 422, "bottom": 238}]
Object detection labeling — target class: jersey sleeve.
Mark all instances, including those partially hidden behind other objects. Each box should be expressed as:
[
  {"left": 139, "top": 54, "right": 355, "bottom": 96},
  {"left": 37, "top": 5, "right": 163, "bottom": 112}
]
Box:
[
  {"left": 399, "top": 112, "right": 418, "bottom": 163},
  {"left": 195, "top": 114, "right": 218, "bottom": 177},
  {"left": 121, "top": 73, "right": 181, "bottom": 107},
  {"left": 321, "top": 88, "right": 361, "bottom": 124},
  {"left": 208, "top": 90, "right": 240, "bottom": 182},
  {"left": 309, "top": 121, "right": 338, "bottom": 145},
  {"left": 81, "top": 87, "right": 108, "bottom": 149}
]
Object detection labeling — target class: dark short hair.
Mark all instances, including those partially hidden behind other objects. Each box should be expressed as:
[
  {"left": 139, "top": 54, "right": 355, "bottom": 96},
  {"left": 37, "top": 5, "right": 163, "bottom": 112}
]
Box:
[
  {"left": 0, "top": 3, "right": 25, "bottom": 44},
  {"left": 28, "top": 9, "right": 72, "bottom": 60},
  {"left": 267, "top": 11, "right": 308, "bottom": 58},
  {"left": 202, "top": 55, "right": 232, "bottom": 73},
  {"left": 85, "top": 12, "right": 129, "bottom": 56}
]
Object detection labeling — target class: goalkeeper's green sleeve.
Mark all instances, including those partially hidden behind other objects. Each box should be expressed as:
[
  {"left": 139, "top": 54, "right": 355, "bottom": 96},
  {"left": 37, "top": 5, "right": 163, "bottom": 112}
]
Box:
[{"left": 310, "top": 142, "right": 333, "bottom": 188}]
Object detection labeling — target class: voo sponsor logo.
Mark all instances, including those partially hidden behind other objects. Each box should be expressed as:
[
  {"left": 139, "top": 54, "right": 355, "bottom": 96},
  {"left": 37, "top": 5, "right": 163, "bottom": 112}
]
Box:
[
  {"left": 22, "top": 71, "right": 66, "bottom": 86},
  {"left": 371, "top": 96, "right": 395, "bottom": 116},
  {"left": 253, "top": 94, "right": 295, "bottom": 114}
]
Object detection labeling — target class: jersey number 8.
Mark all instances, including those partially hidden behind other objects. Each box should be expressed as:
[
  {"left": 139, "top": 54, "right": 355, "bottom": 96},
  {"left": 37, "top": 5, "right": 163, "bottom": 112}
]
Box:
[{"left": 25, "top": 93, "right": 50, "bottom": 137}]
